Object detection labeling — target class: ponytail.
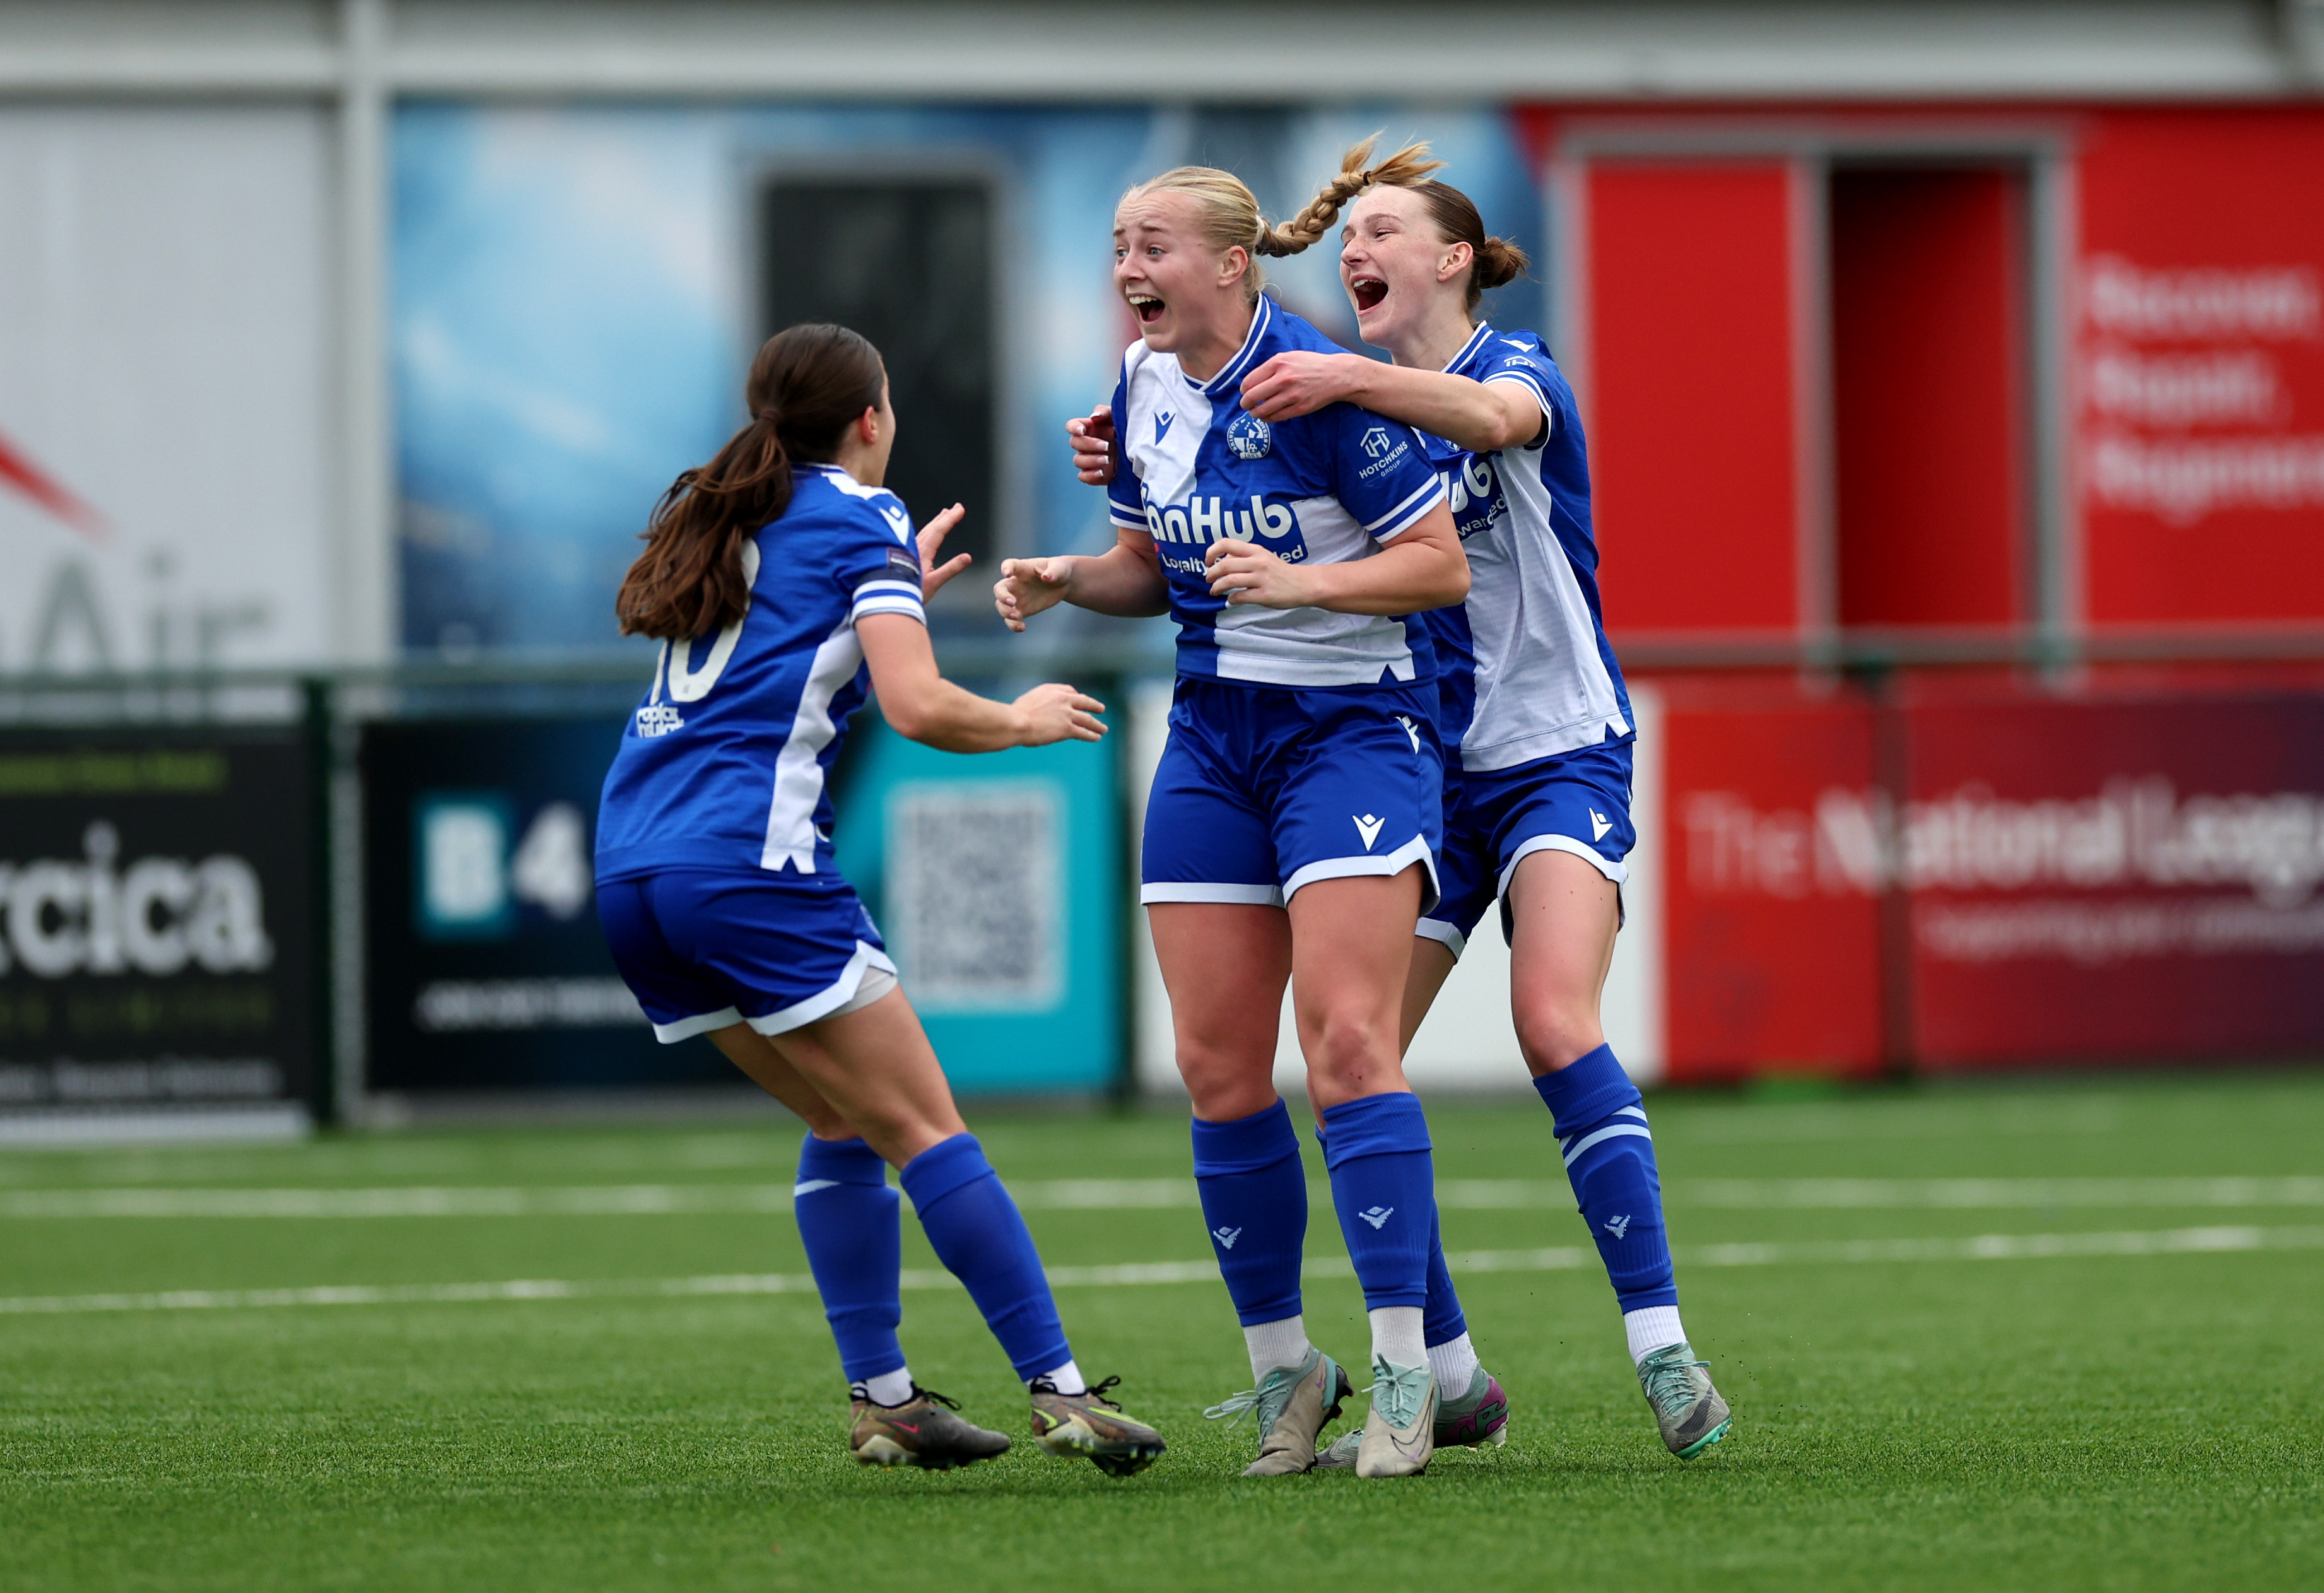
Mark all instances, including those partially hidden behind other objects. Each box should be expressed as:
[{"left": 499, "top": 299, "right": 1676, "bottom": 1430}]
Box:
[
  {"left": 1276, "top": 134, "right": 1532, "bottom": 313},
  {"left": 1259, "top": 134, "right": 1445, "bottom": 256},
  {"left": 616, "top": 324, "right": 886, "bottom": 640}
]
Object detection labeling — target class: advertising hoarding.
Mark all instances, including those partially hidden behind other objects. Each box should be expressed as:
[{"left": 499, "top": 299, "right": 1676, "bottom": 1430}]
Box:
[{"left": 0, "top": 731, "right": 317, "bottom": 1124}]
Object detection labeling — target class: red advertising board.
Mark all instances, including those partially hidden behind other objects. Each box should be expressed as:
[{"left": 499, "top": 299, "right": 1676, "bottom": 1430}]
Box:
[
  {"left": 1899, "top": 686, "right": 2324, "bottom": 1067},
  {"left": 1657, "top": 679, "right": 1883, "bottom": 1081},
  {"left": 1650, "top": 676, "right": 2324, "bottom": 1078},
  {"left": 2074, "top": 109, "right": 2324, "bottom": 631}
]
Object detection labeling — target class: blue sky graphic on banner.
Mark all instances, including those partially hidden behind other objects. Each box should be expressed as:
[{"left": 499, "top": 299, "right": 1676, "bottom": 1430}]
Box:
[{"left": 394, "top": 103, "right": 1544, "bottom": 653}]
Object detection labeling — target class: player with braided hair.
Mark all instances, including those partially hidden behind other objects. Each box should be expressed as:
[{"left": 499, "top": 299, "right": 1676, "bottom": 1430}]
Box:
[{"left": 1071, "top": 139, "right": 1734, "bottom": 1464}]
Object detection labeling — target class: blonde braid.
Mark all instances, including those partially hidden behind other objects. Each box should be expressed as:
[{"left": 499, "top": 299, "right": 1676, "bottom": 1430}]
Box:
[{"left": 1259, "top": 134, "right": 1447, "bottom": 256}]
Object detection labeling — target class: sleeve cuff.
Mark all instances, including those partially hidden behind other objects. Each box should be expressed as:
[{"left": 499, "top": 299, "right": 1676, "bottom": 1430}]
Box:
[{"left": 1365, "top": 476, "right": 1448, "bottom": 541}]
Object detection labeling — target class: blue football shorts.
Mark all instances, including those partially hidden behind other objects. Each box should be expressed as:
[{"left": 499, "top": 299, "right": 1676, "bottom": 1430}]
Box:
[
  {"left": 1141, "top": 676, "right": 1444, "bottom": 912},
  {"left": 1422, "top": 735, "right": 1636, "bottom": 958},
  {"left": 597, "top": 867, "right": 898, "bottom": 1043}
]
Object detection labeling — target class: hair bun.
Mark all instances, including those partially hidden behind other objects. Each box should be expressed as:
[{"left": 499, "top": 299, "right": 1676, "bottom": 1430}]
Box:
[{"left": 1476, "top": 235, "right": 1531, "bottom": 291}]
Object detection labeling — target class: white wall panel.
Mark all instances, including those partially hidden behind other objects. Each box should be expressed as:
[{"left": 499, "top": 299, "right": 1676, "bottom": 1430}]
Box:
[{"left": 0, "top": 105, "right": 333, "bottom": 673}]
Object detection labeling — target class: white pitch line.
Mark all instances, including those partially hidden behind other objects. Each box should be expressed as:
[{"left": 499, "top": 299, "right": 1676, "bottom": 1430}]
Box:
[
  {"left": 2, "top": 1225, "right": 2319, "bottom": 1318},
  {"left": 1682, "top": 1177, "right": 2324, "bottom": 1209},
  {"left": 5, "top": 1175, "right": 2321, "bottom": 1220}
]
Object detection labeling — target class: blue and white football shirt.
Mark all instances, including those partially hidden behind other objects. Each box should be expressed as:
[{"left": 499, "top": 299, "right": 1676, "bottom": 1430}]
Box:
[
  {"left": 1105, "top": 295, "right": 1449, "bottom": 688},
  {"left": 595, "top": 464, "right": 925, "bottom": 882},
  {"left": 1422, "top": 324, "right": 1633, "bottom": 772}
]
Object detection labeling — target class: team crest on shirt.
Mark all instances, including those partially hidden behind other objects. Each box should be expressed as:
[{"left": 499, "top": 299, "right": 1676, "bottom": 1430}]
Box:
[{"left": 1226, "top": 411, "right": 1272, "bottom": 460}]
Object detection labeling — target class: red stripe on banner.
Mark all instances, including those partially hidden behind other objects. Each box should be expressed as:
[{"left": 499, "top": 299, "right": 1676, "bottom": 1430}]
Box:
[{"left": 0, "top": 426, "right": 105, "bottom": 539}]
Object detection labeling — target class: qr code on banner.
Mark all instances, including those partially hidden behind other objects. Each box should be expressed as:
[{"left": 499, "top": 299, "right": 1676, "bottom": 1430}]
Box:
[{"left": 883, "top": 781, "right": 1062, "bottom": 1010}]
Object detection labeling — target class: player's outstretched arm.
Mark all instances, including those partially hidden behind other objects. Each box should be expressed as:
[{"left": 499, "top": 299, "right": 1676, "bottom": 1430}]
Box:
[
  {"left": 1240, "top": 353, "right": 1542, "bottom": 454},
  {"left": 1204, "top": 501, "right": 1469, "bottom": 616},
  {"left": 992, "top": 526, "right": 1168, "bottom": 632},
  {"left": 859, "top": 612, "right": 1105, "bottom": 751}
]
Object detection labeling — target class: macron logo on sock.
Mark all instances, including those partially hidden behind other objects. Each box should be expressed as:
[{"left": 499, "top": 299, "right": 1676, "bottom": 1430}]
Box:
[
  {"left": 1212, "top": 1226, "right": 1242, "bottom": 1249},
  {"left": 1604, "top": 1214, "right": 1631, "bottom": 1240},
  {"left": 1359, "top": 1206, "right": 1395, "bottom": 1229}
]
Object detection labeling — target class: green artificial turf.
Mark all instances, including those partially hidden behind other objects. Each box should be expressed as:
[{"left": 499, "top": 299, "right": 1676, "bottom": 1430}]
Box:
[{"left": 3, "top": 1073, "right": 2321, "bottom": 1592}]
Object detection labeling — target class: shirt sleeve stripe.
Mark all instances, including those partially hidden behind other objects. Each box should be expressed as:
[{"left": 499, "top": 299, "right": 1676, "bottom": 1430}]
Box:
[
  {"left": 850, "top": 595, "right": 927, "bottom": 622},
  {"left": 1364, "top": 475, "right": 1447, "bottom": 538},
  {"left": 852, "top": 579, "right": 923, "bottom": 601},
  {"left": 1484, "top": 370, "right": 1554, "bottom": 432}
]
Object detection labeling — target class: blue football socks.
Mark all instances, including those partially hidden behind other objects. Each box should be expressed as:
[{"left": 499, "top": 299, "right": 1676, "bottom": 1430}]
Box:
[
  {"left": 1317, "top": 1092, "right": 1438, "bottom": 1316},
  {"left": 1533, "top": 1045, "right": 1679, "bottom": 1312},
  {"left": 898, "top": 1133, "right": 1072, "bottom": 1382},
  {"left": 1191, "top": 1099, "right": 1309, "bottom": 1329},
  {"left": 1422, "top": 1206, "right": 1469, "bottom": 1348},
  {"left": 792, "top": 1134, "right": 905, "bottom": 1386}
]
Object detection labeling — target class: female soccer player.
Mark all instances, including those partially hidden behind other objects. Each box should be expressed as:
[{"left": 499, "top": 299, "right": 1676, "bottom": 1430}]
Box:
[
  {"left": 595, "top": 322, "right": 1165, "bottom": 1477},
  {"left": 996, "top": 167, "right": 1469, "bottom": 1479},
  {"left": 1071, "top": 141, "right": 1733, "bottom": 1462}
]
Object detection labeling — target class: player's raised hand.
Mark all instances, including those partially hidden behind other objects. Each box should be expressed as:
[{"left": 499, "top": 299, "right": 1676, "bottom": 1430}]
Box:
[
  {"left": 994, "top": 556, "right": 1075, "bottom": 632},
  {"left": 1204, "top": 538, "right": 1311, "bottom": 609},
  {"left": 1066, "top": 404, "right": 1118, "bottom": 486},
  {"left": 917, "top": 502, "right": 973, "bottom": 597},
  {"left": 1012, "top": 682, "right": 1107, "bottom": 744},
  {"left": 1239, "top": 350, "right": 1359, "bottom": 422}
]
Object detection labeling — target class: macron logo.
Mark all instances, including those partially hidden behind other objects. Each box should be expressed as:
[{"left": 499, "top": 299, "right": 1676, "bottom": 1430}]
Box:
[
  {"left": 1604, "top": 1214, "right": 1631, "bottom": 1240},
  {"left": 1353, "top": 814, "right": 1385, "bottom": 851},
  {"left": 1212, "top": 1226, "right": 1242, "bottom": 1250},
  {"left": 1590, "top": 809, "right": 1612, "bottom": 842},
  {"left": 1395, "top": 715, "right": 1421, "bottom": 753},
  {"left": 1358, "top": 1206, "right": 1395, "bottom": 1230},
  {"left": 1155, "top": 411, "right": 1175, "bottom": 443}
]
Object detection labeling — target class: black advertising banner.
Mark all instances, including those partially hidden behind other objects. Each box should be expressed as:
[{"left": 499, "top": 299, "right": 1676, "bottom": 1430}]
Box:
[
  {"left": 0, "top": 732, "right": 315, "bottom": 1114},
  {"left": 361, "top": 717, "right": 731, "bottom": 1092}
]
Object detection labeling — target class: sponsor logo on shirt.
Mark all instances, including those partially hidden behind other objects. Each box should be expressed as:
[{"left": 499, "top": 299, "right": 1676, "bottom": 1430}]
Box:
[
  {"left": 635, "top": 704, "right": 686, "bottom": 738},
  {"left": 1143, "top": 494, "right": 1300, "bottom": 546},
  {"left": 1443, "top": 454, "right": 1503, "bottom": 539},
  {"left": 1356, "top": 431, "right": 1412, "bottom": 478}
]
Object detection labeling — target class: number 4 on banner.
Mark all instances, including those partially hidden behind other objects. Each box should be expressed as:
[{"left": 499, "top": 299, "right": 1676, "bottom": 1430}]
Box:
[{"left": 510, "top": 802, "right": 592, "bottom": 920}]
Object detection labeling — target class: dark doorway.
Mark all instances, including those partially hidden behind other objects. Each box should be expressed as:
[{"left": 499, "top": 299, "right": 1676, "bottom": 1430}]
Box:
[
  {"left": 1829, "top": 165, "right": 2030, "bottom": 629},
  {"left": 760, "top": 176, "right": 997, "bottom": 576}
]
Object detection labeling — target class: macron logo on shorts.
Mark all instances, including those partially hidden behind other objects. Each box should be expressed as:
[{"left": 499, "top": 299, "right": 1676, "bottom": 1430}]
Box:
[
  {"left": 1590, "top": 809, "right": 1612, "bottom": 841},
  {"left": 1395, "top": 714, "right": 1421, "bottom": 753},
  {"left": 1353, "top": 814, "right": 1385, "bottom": 850}
]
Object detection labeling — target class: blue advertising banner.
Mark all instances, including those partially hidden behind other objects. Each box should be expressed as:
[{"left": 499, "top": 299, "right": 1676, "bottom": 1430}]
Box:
[
  {"left": 360, "top": 710, "right": 1122, "bottom": 1097},
  {"left": 831, "top": 714, "right": 1124, "bottom": 1095}
]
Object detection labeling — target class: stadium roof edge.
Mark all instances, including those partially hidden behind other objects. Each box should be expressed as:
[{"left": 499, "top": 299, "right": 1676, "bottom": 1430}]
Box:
[{"left": 0, "top": 0, "right": 2318, "bottom": 102}]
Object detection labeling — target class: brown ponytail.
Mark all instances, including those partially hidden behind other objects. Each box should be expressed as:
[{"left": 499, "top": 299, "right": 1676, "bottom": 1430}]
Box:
[
  {"left": 615, "top": 323, "right": 886, "bottom": 640},
  {"left": 1277, "top": 135, "right": 1532, "bottom": 314}
]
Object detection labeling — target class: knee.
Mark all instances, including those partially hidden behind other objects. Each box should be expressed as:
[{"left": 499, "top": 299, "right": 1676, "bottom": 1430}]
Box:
[
  {"left": 1301, "top": 1010, "right": 1400, "bottom": 1103},
  {"left": 1177, "top": 1038, "right": 1279, "bottom": 1122},
  {"left": 1515, "top": 993, "right": 1605, "bottom": 1076}
]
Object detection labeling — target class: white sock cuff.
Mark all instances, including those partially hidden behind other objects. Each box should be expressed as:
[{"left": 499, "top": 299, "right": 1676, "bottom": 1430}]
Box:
[
  {"left": 857, "top": 1367, "right": 915, "bottom": 1407},
  {"left": 1031, "top": 1358, "right": 1086, "bottom": 1396},
  {"left": 1425, "top": 1331, "right": 1481, "bottom": 1392},
  {"left": 1369, "top": 1305, "right": 1428, "bottom": 1369},
  {"left": 1243, "top": 1315, "right": 1313, "bottom": 1382},
  {"left": 1624, "top": 1305, "right": 1687, "bottom": 1364}
]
